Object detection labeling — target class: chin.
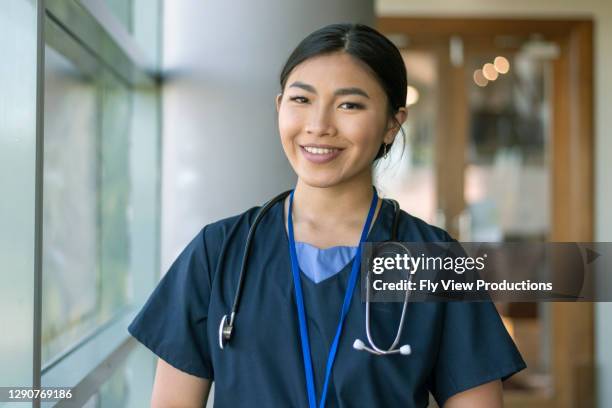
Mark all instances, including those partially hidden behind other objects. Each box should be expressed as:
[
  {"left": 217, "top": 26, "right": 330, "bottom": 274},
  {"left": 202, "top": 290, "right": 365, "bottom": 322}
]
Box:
[{"left": 298, "top": 173, "right": 344, "bottom": 189}]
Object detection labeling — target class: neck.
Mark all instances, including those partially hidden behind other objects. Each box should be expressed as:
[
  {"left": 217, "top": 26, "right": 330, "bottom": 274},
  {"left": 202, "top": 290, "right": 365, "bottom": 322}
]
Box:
[{"left": 291, "top": 169, "right": 376, "bottom": 229}]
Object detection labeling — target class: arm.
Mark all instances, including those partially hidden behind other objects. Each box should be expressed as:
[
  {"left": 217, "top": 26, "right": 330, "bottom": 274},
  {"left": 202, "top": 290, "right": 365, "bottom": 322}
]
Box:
[
  {"left": 151, "top": 358, "right": 212, "bottom": 408},
  {"left": 443, "top": 379, "right": 502, "bottom": 408}
]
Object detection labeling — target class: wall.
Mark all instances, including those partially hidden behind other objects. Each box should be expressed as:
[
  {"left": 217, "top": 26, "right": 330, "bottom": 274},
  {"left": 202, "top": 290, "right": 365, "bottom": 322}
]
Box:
[
  {"left": 376, "top": 1, "right": 612, "bottom": 406},
  {"left": 161, "top": 0, "right": 374, "bottom": 270}
]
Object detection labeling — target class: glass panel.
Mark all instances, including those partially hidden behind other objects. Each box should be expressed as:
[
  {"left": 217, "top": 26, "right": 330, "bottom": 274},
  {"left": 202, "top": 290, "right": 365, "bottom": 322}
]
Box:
[
  {"left": 132, "top": 0, "right": 161, "bottom": 68},
  {"left": 375, "top": 49, "right": 439, "bottom": 225},
  {"left": 99, "top": 69, "right": 132, "bottom": 319},
  {"left": 127, "top": 87, "right": 161, "bottom": 306},
  {"left": 42, "top": 33, "right": 132, "bottom": 365},
  {"left": 93, "top": 0, "right": 162, "bottom": 69},
  {"left": 81, "top": 345, "right": 155, "bottom": 408},
  {"left": 42, "top": 45, "right": 99, "bottom": 361},
  {"left": 463, "top": 40, "right": 556, "bottom": 393},
  {"left": 0, "top": 0, "right": 38, "bottom": 394},
  {"left": 103, "top": 0, "right": 133, "bottom": 32}
]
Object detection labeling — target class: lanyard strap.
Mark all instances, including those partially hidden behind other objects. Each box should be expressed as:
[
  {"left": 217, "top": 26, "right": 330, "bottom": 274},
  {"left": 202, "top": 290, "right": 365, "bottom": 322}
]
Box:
[{"left": 287, "top": 187, "right": 378, "bottom": 408}]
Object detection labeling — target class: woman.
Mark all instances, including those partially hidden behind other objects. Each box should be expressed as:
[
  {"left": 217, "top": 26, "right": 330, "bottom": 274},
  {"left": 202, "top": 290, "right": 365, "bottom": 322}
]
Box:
[{"left": 128, "top": 23, "right": 526, "bottom": 407}]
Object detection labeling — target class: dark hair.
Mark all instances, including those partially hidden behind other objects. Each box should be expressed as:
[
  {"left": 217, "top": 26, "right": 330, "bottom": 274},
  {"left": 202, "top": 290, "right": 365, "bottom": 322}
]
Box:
[{"left": 279, "top": 23, "right": 407, "bottom": 161}]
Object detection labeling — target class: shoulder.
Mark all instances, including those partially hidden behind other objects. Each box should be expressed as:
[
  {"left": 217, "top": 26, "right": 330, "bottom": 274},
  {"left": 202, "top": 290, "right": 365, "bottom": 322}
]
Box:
[
  {"left": 174, "top": 205, "right": 264, "bottom": 286},
  {"left": 203, "top": 205, "right": 260, "bottom": 239},
  {"left": 386, "top": 200, "right": 453, "bottom": 242},
  {"left": 199, "top": 205, "right": 263, "bottom": 255}
]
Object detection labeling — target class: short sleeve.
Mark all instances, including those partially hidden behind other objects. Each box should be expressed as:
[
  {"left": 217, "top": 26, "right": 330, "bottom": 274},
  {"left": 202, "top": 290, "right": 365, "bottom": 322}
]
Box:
[
  {"left": 128, "top": 226, "right": 214, "bottom": 379},
  {"left": 427, "top": 301, "right": 527, "bottom": 406}
]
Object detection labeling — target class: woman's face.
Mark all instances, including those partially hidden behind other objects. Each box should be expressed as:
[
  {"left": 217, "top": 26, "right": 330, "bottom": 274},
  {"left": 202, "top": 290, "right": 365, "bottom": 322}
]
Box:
[{"left": 276, "top": 52, "right": 405, "bottom": 188}]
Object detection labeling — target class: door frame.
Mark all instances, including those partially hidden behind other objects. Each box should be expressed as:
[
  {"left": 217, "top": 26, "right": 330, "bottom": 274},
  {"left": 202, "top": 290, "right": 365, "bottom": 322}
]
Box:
[{"left": 377, "top": 17, "right": 594, "bottom": 408}]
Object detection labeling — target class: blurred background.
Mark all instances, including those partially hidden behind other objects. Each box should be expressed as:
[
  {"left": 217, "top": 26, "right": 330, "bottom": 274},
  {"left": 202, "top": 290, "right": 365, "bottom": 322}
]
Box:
[{"left": 0, "top": 0, "right": 610, "bottom": 407}]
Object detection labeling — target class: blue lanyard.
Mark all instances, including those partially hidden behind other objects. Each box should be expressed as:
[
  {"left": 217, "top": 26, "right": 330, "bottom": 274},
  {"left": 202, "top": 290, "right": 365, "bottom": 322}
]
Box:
[{"left": 287, "top": 188, "right": 378, "bottom": 408}]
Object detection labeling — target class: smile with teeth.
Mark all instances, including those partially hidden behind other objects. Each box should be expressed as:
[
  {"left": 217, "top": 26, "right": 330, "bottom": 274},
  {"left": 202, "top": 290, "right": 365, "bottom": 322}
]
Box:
[{"left": 303, "top": 146, "right": 339, "bottom": 155}]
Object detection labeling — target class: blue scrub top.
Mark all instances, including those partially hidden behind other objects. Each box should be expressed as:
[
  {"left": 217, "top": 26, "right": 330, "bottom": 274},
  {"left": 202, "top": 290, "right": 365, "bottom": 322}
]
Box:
[{"left": 128, "top": 196, "right": 526, "bottom": 407}]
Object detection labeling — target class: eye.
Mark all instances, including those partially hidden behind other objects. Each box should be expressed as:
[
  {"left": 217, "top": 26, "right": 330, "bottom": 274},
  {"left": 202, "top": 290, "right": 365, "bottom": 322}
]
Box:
[
  {"left": 339, "top": 102, "right": 365, "bottom": 110},
  {"left": 288, "top": 96, "right": 309, "bottom": 104}
]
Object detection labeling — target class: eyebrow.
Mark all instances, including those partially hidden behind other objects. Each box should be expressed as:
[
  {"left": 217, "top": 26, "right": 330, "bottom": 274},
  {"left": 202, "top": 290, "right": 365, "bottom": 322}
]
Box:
[{"left": 288, "top": 81, "right": 370, "bottom": 98}]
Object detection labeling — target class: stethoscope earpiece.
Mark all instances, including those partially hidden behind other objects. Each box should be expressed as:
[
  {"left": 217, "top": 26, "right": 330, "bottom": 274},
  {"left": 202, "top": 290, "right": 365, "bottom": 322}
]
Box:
[
  {"left": 353, "top": 339, "right": 366, "bottom": 351},
  {"left": 399, "top": 344, "right": 412, "bottom": 355},
  {"left": 353, "top": 338, "right": 411, "bottom": 356}
]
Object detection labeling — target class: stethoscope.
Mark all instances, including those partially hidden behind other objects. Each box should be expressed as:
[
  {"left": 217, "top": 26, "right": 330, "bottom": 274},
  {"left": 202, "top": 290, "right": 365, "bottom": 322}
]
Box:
[
  {"left": 218, "top": 189, "right": 412, "bottom": 357},
  {"left": 353, "top": 239, "right": 413, "bottom": 356}
]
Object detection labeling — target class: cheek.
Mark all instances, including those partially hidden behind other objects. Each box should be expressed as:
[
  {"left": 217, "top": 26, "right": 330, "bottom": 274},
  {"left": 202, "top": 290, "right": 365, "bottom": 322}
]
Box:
[
  {"left": 339, "top": 112, "right": 383, "bottom": 151},
  {"left": 278, "top": 108, "right": 303, "bottom": 142}
]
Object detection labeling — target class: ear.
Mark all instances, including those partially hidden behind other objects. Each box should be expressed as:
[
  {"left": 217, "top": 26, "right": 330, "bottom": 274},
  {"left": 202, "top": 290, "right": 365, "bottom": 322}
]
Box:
[
  {"left": 383, "top": 106, "right": 408, "bottom": 144},
  {"left": 275, "top": 93, "right": 283, "bottom": 113}
]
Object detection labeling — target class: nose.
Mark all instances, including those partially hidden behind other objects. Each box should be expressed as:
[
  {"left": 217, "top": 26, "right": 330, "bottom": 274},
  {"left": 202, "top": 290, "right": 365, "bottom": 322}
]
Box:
[{"left": 305, "top": 105, "right": 336, "bottom": 137}]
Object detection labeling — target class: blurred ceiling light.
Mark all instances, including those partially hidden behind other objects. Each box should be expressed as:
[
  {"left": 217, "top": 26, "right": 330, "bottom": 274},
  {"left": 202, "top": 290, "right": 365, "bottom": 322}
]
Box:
[
  {"left": 473, "top": 69, "right": 488, "bottom": 87},
  {"left": 482, "top": 63, "right": 499, "bottom": 81},
  {"left": 406, "top": 85, "right": 420, "bottom": 106},
  {"left": 494, "top": 56, "right": 510, "bottom": 74}
]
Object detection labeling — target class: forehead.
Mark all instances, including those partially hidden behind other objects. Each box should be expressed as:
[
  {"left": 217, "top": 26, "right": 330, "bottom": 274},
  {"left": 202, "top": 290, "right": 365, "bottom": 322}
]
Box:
[{"left": 285, "top": 52, "right": 385, "bottom": 97}]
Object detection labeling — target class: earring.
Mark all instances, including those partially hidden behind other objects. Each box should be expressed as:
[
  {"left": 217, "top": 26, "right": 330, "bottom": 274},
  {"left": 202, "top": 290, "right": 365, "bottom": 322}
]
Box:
[{"left": 383, "top": 143, "right": 389, "bottom": 159}]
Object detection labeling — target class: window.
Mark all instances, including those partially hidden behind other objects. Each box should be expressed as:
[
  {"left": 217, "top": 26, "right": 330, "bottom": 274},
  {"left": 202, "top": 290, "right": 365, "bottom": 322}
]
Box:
[
  {"left": 0, "top": 0, "right": 161, "bottom": 403},
  {"left": 42, "top": 39, "right": 132, "bottom": 365}
]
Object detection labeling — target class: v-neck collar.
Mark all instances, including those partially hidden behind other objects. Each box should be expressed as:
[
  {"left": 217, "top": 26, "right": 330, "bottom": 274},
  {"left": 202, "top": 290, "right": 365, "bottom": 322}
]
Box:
[{"left": 295, "top": 242, "right": 358, "bottom": 284}]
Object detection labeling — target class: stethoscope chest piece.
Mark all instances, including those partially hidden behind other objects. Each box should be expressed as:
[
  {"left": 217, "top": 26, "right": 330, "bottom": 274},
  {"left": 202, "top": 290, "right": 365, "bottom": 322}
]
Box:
[{"left": 218, "top": 313, "right": 234, "bottom": 350}]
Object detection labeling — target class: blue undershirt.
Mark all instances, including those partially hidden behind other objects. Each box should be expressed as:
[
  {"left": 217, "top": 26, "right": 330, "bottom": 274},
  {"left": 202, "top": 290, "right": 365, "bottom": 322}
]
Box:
[{"left": 295, "top": 241, "right": 358, "bottom": 284}]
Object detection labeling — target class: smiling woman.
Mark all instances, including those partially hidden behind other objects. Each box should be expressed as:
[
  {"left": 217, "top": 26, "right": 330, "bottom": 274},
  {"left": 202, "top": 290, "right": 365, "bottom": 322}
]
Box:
[
  {"left": 276, "top": 51, "right": 406, "bottom": 191},
  {"left": 128, "top": 23, "right": 525, "bottom": 408}
]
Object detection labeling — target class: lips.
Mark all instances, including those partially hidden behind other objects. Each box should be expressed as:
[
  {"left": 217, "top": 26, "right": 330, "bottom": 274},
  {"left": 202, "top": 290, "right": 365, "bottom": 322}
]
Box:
[{"left": 299, "top": 144, "right": 343, "bottom": 164}]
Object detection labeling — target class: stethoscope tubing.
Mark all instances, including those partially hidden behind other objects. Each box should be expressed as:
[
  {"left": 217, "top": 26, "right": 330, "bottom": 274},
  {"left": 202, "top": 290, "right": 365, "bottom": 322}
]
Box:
[
  {"left": 219, "top": 190, "right": 407, "bottom": 355},
  {"left": 219, "top": 189, "right": 292, "bottom": 348},
  {"left": 364, "top": 241, "right": 413, "bottom": 354}
]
